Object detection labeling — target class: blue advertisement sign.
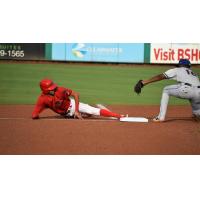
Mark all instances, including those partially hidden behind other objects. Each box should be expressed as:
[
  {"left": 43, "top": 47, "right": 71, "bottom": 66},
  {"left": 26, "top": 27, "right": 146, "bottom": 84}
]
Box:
[
  {"left": 118, "top": 44, "right": 144, "bottom": 63},
  {"left": 52, "top": 43, "right": 66, "bottom": 60},
  {"left": 52, "top": 43, "right": 144, "bottom": 63}
]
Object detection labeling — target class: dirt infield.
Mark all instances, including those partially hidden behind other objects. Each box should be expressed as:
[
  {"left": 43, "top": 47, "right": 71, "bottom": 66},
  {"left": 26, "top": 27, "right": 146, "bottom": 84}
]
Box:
[{"left": 0, "top": 105, "right": 199, "bottom": 155}]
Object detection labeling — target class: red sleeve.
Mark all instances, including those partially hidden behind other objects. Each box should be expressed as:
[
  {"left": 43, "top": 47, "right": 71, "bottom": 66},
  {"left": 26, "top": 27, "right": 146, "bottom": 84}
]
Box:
[{"left": 32, "top": 96, "right": 46, "bottom": 119}]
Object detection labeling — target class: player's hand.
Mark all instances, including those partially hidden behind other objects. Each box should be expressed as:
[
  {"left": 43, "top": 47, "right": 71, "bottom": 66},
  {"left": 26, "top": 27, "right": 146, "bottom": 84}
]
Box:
[
  {"left": 74, "top": 111, "right": 83, "bottom": 119},
  {"left": 134, "top": 80, "right": 144, "bottom": 94}
]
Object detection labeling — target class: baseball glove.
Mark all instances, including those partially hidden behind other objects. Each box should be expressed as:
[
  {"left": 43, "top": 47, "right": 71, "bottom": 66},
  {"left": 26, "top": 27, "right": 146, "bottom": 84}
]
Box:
[{"left": 134, "top": 80, "right": 144, "bottom": 94}]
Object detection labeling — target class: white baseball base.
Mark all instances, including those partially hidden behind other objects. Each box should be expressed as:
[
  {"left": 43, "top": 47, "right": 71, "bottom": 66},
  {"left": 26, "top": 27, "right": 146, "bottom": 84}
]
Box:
[{"left": 120, "top": 117, "right": 148, "bottom": 123}]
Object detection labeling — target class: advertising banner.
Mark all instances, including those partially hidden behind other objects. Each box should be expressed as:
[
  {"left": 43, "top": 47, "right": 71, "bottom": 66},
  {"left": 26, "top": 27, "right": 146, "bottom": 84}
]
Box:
[
  {"left": 67, "top": 43, "right": 119, "bottom": 62},
  {"left": 150, "top": 43, "right": 200, "bottom": 64},
  {"left": 52, "top": 43, "right": 144, "bottom": 63},
  {"left": 52, "top": 43, "right": 66, "bottom": 60},
  {"left": 0, "top": 43, "right": 46, "bottom": 60}
]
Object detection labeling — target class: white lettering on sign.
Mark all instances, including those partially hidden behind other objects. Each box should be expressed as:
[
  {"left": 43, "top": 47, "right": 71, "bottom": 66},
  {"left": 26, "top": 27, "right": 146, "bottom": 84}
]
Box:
[{"left": 87, "top": 47, "right": 123, "bottom": 54}]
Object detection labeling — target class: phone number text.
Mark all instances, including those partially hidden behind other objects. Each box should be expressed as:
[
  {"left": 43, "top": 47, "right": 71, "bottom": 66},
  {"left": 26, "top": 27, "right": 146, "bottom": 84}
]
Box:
[{"left": 0, "top": 50, "right": 25, "bottom": 57}]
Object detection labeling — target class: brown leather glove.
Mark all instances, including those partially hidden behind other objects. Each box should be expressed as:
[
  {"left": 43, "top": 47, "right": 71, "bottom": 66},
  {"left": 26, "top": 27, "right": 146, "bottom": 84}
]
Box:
[{"left": 134, "top": 80, "right": 144, "bottom": 94}]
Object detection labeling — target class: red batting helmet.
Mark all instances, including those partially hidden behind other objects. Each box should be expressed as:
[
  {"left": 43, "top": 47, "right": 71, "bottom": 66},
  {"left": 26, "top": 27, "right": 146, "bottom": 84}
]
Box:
[{"left": 40, "top": 79, "right": 57, "bottom": 94}]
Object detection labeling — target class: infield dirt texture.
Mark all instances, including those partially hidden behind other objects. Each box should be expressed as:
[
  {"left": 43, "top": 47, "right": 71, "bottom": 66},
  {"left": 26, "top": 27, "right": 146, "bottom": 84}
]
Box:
[{"left": 0, "top": 62, "right": 200, "bottom": 154}]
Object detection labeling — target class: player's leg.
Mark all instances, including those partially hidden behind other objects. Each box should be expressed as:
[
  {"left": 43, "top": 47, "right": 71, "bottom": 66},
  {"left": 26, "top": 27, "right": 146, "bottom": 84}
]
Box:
[
  {"left": 155, "top": 84, "right": 195, "bottom": 121},
  {"left": 190, "top": 88, "right": 200, "bottom": 120},
  {"left": 66, "top": 99, "right": 124, "bottom": 119},
  {"left": 79, "top": 102, "right": 124, "bottom": 119},
  {"left": 181, "top": 86, "right": 200, "bottom": 119},
  {"left": 190, "top": 100, "right": 200, "bottom": 120},
  {"left": 154, "top": 84, "right": 181, "bottom": 121}
]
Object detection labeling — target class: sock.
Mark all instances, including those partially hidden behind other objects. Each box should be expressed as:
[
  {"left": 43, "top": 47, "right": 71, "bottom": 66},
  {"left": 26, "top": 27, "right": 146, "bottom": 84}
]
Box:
[{"left": 100, "top": 109, "right": 121, "bottom": 118}]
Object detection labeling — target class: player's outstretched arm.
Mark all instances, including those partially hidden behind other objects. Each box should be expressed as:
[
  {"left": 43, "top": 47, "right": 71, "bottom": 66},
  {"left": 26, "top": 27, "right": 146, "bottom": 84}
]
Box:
[
  {"left": 142, "top": 74, "right": 166, "bottom": 86},
  {"left": 32, "top": 97, "right": 46, "bottom": 119},
  {"left": 70, "top": 90, "right": 83, "bottom": 119},
  {"left": 134, "top": 74, "right": 166, "bottom": 94}
]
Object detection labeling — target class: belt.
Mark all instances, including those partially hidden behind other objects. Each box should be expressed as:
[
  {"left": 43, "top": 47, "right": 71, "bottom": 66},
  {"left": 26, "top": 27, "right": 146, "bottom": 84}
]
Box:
[{"left": 184, "top": 83, "right": 200, "bottom": 88}]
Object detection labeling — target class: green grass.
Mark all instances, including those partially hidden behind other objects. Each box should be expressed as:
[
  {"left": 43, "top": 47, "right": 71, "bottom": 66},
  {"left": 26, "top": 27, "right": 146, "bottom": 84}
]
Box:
[{"left": 0, "top": 63, "right": 199, "bottom": 105}]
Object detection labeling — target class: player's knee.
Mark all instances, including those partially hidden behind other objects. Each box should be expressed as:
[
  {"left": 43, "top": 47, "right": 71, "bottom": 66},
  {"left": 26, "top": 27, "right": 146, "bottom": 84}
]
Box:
[{"left": 163, "top": 86, "right": 170, "bottom": 93}]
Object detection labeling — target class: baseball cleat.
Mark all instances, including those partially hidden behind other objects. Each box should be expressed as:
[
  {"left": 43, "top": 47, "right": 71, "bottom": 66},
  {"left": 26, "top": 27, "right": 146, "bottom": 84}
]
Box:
[
  {"left": 152, "top": 117, "right": 165, "bottom": 122},
  {"left": 117, "top": 114, "right": 128, "bottom": 120},
  {"left": 120, "top": 114, "right": 128, "bottom": 118}
]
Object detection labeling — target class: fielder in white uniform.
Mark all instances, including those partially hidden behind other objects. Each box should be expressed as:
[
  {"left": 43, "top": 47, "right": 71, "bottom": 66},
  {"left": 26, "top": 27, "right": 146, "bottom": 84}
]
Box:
[{"left": 134, "top": 59, "right": 200, "bottom": 122}]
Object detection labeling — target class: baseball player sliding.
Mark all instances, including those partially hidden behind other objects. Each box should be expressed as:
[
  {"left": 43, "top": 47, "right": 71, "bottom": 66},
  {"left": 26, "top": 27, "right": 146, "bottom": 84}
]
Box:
[
  {"left": 32, "top": 79, "right": 125, "bottom": 120},
  {"left": 134, "top": 59, "right": 200, "bottom": 122}
]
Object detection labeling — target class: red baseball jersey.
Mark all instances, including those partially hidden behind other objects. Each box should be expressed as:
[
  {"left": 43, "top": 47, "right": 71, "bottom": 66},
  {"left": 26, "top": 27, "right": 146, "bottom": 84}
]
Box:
[{"left": 32, "top": 86, "right": 72, "bottom": 119}]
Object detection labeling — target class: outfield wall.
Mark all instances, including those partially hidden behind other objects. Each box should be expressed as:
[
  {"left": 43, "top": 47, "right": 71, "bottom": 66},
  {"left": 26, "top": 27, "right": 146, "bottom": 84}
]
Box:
[
  {"left": 0, "top": 43, "right": 46, "bottom": 60},
  {"left": 52, "top": 43, "right": 144, "bottom": 63},
  {"left": 0, "top": 43, "right": 200, "bottom": 64}
]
